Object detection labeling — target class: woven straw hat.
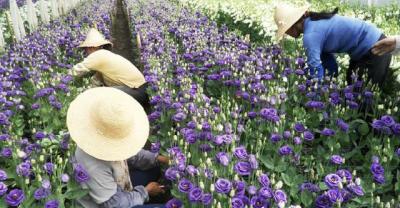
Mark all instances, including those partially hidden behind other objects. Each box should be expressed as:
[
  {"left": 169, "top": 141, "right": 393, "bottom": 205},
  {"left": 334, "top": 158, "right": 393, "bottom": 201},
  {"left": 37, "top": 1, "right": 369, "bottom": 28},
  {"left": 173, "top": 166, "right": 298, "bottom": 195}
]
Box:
[
  {"left": 274, "top": 3, "right": 310, "bottom": 40},
  {"left": 79, "top": 28, "right": 112, "bottom": 48},
  {"left": 67, "top": 87, "right": 149, "bottom": 161}
]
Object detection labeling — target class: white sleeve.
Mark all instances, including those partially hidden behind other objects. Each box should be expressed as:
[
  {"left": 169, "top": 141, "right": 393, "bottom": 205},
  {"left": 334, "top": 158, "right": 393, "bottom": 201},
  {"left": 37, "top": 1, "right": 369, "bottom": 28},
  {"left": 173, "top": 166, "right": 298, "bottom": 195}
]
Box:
[{"left": 394, "top": 35, "right": 400, "bottom": 55}]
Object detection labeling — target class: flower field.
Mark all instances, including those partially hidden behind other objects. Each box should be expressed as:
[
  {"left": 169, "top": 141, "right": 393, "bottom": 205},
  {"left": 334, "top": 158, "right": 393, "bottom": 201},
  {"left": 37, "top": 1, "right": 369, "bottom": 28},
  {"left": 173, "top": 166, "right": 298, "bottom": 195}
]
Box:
[{"left": 0, "top": 0, "right": 399, "bottom": 207}]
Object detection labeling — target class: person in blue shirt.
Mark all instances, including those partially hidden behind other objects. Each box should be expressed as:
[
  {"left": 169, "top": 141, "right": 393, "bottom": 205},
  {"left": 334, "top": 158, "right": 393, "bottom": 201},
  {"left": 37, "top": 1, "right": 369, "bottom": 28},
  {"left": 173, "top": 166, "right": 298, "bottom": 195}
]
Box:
[{"left": 274, "top": 4, "right": 392, "bottom": 86}]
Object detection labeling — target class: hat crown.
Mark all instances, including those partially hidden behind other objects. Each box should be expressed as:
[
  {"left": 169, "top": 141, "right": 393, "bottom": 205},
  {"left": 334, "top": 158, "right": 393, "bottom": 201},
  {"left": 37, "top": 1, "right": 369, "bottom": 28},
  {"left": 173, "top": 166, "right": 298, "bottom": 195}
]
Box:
[
  {"left": 273, "top": 3, "right": 309, "bottom": 40},
  {"left": 91, "top": 99, "right": 134, "bottom": 139},
  {"left": 79, "top": 28, "right": 112, "bottom": 48}
]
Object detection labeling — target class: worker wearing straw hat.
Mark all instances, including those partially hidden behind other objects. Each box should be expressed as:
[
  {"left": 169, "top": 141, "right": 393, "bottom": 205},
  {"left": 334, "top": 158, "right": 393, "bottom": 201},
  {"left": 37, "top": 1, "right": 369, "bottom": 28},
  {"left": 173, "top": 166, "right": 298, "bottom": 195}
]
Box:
[
  {"left": 67, "top": 87, "right": 168, "bottom": 208},
  {"left": 274, "top": 4, "right": 392, "bottom": 87},
  {"left": 71, "top": 28, "right": 150, "bottom": 114},
  {"left": 372, "top": 35, "right": 400, "bottom": 56}
]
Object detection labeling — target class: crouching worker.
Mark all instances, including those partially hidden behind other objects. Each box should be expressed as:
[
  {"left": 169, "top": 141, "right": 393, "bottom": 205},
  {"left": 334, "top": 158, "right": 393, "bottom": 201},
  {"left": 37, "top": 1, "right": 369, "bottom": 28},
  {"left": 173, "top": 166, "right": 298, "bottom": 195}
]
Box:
[
  {"left": 67, "top": 87, "right": 167, "bottom": 208},
  {"left": 70, "top": 28, "right": 150, "bottom": 114}
]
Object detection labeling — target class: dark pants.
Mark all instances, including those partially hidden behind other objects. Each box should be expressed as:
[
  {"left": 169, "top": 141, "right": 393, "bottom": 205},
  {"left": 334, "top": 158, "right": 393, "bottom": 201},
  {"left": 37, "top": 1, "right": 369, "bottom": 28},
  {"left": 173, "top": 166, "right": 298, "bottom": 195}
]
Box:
[
  {"left": 346, "top": 34, "right": 392, "bottom": 87},
  {"left": 114, "top": 83, "right": 151, "bottom": 114}
]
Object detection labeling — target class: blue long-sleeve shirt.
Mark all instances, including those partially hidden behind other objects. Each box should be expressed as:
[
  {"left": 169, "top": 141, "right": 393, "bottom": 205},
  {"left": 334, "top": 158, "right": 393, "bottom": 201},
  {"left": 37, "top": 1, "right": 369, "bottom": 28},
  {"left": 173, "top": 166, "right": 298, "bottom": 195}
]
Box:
[{"left": 303, "top": 15, "right": 382, "bottom": 78}]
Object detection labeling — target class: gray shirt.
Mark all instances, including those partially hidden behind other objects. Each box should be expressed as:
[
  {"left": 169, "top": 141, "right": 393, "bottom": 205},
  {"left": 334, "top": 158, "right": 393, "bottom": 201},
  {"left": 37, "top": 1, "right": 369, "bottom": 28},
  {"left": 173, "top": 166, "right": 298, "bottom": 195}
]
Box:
[{"left": 75, "top": 148, "right": 159, "bottom": 208}]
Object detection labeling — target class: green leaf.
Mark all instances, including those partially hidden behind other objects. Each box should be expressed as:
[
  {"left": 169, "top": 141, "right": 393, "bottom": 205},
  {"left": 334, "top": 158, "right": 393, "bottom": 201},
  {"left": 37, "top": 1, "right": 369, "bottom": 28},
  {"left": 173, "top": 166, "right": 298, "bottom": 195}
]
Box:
[
  {"left": 358, "top": 122, "right": 369, "bottom": 136},
  {"left": 281, "top": 173, "right": 292, "bottom": 186},
  {"left": 259, "top": 155, "right": 275, "bottom": 171},
  {"left": 318, "top": 182, "right": 329, "bottom": 191},
  {"left": 300, "top": 191, "right": 313, "bottom": 207},
  {"left": 64, "top": 188, "right": 89, "bottom": 199}
]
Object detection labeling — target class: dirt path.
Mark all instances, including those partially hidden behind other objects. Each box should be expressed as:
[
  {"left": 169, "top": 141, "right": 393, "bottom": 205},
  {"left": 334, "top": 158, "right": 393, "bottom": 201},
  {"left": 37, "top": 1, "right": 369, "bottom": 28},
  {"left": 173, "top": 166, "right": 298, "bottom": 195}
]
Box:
[{"left": 111, "top": 0, "right": 136, "bottom": 65}]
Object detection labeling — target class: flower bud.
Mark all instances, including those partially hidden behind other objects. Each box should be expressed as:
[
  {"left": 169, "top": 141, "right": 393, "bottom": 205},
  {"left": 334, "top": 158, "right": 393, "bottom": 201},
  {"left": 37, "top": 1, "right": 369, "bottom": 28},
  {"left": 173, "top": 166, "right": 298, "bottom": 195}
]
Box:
[
  {"left": 376, "top": 196, "right": 380, "bottom": 204},
  {"left": 338, "top": 182, "right": 343, "bottom": 189},
  {"left": 355, "top": 178, "right": 361, "bottom": 186},
  {"left": 25, "top": 178, "right": 30, "bottom": 185},
  {"left": 39, "top": 155, "right": 44, "bottom": 162},
  {"left": 31, "top": 159, "right": 36, "bottom": 165},
  {"left": 275, "top": 181, "right": 283, "bottom": 189}
]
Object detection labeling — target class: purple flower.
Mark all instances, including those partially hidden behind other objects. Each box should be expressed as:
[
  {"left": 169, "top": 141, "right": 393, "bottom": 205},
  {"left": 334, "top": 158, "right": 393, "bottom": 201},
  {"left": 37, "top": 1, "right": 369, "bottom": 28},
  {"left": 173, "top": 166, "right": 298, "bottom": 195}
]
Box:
[
  {"left": 166, "top": 198, "right": 183, "bottom": 208},
  {"left": 370, "top": 163, "right": 384, "bottom": 175},
  {"left": 299, "top": 182, "right": 320, "bottom": 192},
  {"left": 336, "top": 169, "right": 352, "bottom": 182},
  {"left": 215, "top": 178, "right": 232, "bottom": 194},
  {"left": 294, "top": 123, "right": 305, "bottom": 133},
  {"left": 233, "top": 180, "right": 246, "bottom": 196},
  {"left": 16, "top": 161, "right": 31, "bottom": 177},
  {"left": 258, "top": 174, "right": 270, "bottom": 187},
  {"left": 306, "top": 101, "right": 325, "bottom": 110},
  {"left": 186, "top": 165, "right": 198, "bottom": 176},
  {"left": 372, "top": 119, "right": 385, "bottom": 130},
  {"left": 380, "top": 115, "right": 395, "bottom": 127},
  {"left": 44, "top": 162, "right": 54, "bottom": 175},
  {"left": 270, "top": 133, "right": 282, "bottom": 143},
  {"left": 31, "top": 103, "right": 40, "bottom": 110},
  {"left": 303, "top": 130, "right": 314, "bottom": 141},
  {"left": 260, "top": 108, "right": 280, "bottom": 123},
  {"left": 45, "top": 200, "right": 59, "bottom": 208},
  {"left": 251, "top": 196, "right": 269, "bottom": 208},
  {"left": 326, "top": 189, "right": 343, "bottom": 203},
  {"left": 258, "top": 187, "right": 273, "bottom": 199},
  {"left": 396, "top": 148, "right": 400, "bottom": 157},
  {"left": 248, "top": 154, "right": 258, "bottom": 169},
  {"left": 273, "top": 190, "right": 287, "bottom": 203},
  {"left": 61, "top": 174, "right": 70, "bottom": 183},
  {"left": 5, "top": 189, "right": 25, "bottom": 207},
  {"left": 336, "top": 119, "right": 349, "bottom": 132},
  {"left": 178, "top": 178, "right": 193, "bottom": 193},
  {"left": 202, "top": 193, "right": 212, "bottom": 206},
  {"left": 321, "top": 128, "right": 336, "bottom": 136},
  {"left": 74, "top": 164, "right": 90, "bottom": 183},
  {"left": 1, "top": 147, "right": 12, "bottom": 157},
  {"left": 283, "top": 131, "right": 292, "bottom": 139},
  {"left": 0, "top": 170, "right": 7, "bottom": 181},
  {"left": 293, "top": 137, "right": 302, "bottom": 145},
  {"left": 150, "top": 141, "right": 161, "bottom": 153},
  {"left": 35, "top": 131, "right": 46, "bottom": 139},
  {"left": 231, "top": 196, "right": 246, "bottom": 208},
  {"left": 188, "top": 187, "right": 202, "bottom": 202},
  {"left": 234, "top": 146, "right": 248, "bottom": 160},
  {"left": 172, "top": 112, "right": 187, "bottom": 122},
  {"left": 315, "top": 194, "right": 333, "bottom": 208},
  {"left": 347, "top": 183, "right": 364, "bottom": 196},
  {"left": 373, "top": 173, "right": 385, "bottom": 184},
  {"left": 279, "top": 145, "right": 293, "bottom": 156},
  {"left": 216, "top": 152, "right": 230, "bottom": 166},
  {"left": 34, "top": 187, "right": 50, "bottom": 200},
  {"left": 234, "top": 162, "right": 252, "bottom": 176},
  {"left": 248, "top": 185, "right": 258, "bottom": 195},
  {"left": 330, "top": 155, "right": 344, "bottom": 165},
  {"left": 392, "top": 123, "right": 400, "bottom": 135},
  {"left": 0, "top": 182, "right": 7, "bottom": 196},
  {"left": 324, "top": 174, "right": 342, "bottom": 188}
]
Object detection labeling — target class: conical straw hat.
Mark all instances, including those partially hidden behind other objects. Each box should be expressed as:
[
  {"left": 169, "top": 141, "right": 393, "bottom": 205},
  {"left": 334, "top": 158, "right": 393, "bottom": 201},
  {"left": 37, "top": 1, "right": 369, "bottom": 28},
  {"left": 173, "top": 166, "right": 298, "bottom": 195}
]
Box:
[
  {"left": 79, "top": 28, "right": 112, "bottom": 48},
  {"left": 274, "top": 3, "right": 310, "bottom": 40},
  {"left": 67, "top": 87, "right": 149, "bottom": 161}
]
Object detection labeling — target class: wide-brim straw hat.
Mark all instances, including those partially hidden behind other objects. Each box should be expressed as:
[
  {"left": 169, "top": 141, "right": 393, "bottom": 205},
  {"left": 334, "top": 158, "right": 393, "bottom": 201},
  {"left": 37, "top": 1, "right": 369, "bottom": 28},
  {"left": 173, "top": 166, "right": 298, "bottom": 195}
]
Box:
[
  {"left": 274, "top": 3, "right": 310, "bottom": 40},
  {"left": 67, "top": 87, "right": 149, "bottom": 161},
  {"left": 79, "top": 28, "right": 113, "bottom": 48}
]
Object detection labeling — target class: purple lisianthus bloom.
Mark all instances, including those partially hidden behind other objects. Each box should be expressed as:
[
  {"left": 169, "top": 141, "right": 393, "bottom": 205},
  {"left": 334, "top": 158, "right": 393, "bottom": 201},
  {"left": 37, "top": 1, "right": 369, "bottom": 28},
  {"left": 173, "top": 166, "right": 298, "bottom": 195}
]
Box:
[
  {"left": 270, "top": 133, "right": 282, "bottom": 143},
  {"left": 231, "top": 196, "right": 246, "bottom": 208},
  {"left": 392, "top": 123, "right": 400, "bottom": 135},
  {"left": 279, "top": 145, "right": 293, "bottom": 156},
  {"left": 204, "top": 168, "right": 213, "bottom": 179},
  {"left": 34, "top": 187, "right": 50, "bottom": 200},
  {"left": 306, "top": 101, "right": 325, "bottom": 110},
  {"left": 1, "top": 147, "right": 12, "bottom": 157},
  {"left": 74, "top": 164, "right": 90, "bottom": 183},
  {"left": 293, "top": 136, "right": 302, "bottom": 145},
  {"left": 373, "top": 173, "right": 385, "bottom": 184},
  {"left": 380, "top": 115, "right": 395, "bottom": 127},
  {"left": 248, "top": 154, "right": 258, "bottom": 169},
  {"left": 45, "top": 200, "right": 59, "bottom": 208},
  {"left": 324, "top": 174, "right": 342, "bottom": 188},
  {"left": 258, "top": 187, "right": 273, "bottom": 199},
  {"left": 303, "top": 130, "right": 314, "bottom": 141},
  {"left": 0, "top": 170, "right": 7, "bottom": 181},
  {"left": 234, "top": 162, "right": 252, "bottom": 176},
  {"left": 0, "top": 182, "right": 7, "bottom": 196},
  {"left": 283, "top": 131, "right": 292, "bottom": 139},
  {"left": 172, "top": 112, "right": 187, "bottom": 122},
  {"left": 294, "top": 123, "right": 306, "bottom": 133},
  {"left": 258, "top": 174, "right": 270, "bottom": 187},
  {"left": 371, "top": 119, "right": 385, "bottom": 130},
  {"left": 347, "top": 183, "right": 364, "bottom": 196},
  {"left": 188, "top": 187, "right": 202, "bottom": 202},
  {"left": 16, "top": 161, "right": 31, "bottom": 177},
  {"left": 234, "top": 146, "right": 248, "bottom": 160},
  {"left": 35, "top": 131, "right": 46, "bottom": 139},
  {"left": 61, "top": 174, "right": 70, "bottom": 183},
  {"left": 178, "top": 178, "right": 193, "bottom": 193},
  {"left": 321, "top": 128, "right": 336, "bottom": 136},
  {"left": 396, "top": 148, "right": 400, "bottom": 157},
  {"left": 0, "top": 134, "right": 10, "bottom": 141},
  {"left": 248, "top": 111, "right": 257, "bottom": 119},
  {"left": 248, "top": 185, "right": 258, "bottom": 195},
  {"left": 299, "top": 182, "right": 320, "bottom": 193},
  {"left": 336, "top": 169, "right": 352, "bottom": 182},
  {"left": 336, "top": 119, "right": 349, "bottom": 132},
  {"left": 166, "top": 198, "right": 183, "bottom": 208},
  {"left": 44, "top": 162, "right": 54, "bottom": 175},
  {"left": 330, "top": 155, "right": 344, "bottom": 165},
  {"left": 42, "top": 179, "right": 51, "bottom": 189},
  {"left": 251, "top": 196, "right": 269, "bottom": 208},
  {"left": 370, "top": 163, "right": 384, "bottom": 175},
  {"left": 31, "top": 103, "right": 40, "bottom": 110},
  {"left": 150, "top": 141, "right": 161, "bottom": 153},
  {"left": 5, "top": 189, "right": 25, "bottom": 207},
  {"left": 202, "top": 193, "right": 212, "bottom": 206},
  {"left": 273, "top": 190, "right": 287, "bottom": 203},
  {"left": 199, "top": 144, "right": 212, "bottom": 152},
  {"left": 326, "top": 189, "right": 343, "bottom": 203},
  {"left": 260, "top": 108, "right": 280, "bottom": 123},
  {"left": 315, "top": 194, "right": 333, "bottom": 208},
  {"left": 186, "top": 165, "right": 198, "bottom": 176},
  {"left": 215, "top": 178, "right": 232, "bottom": 194}
]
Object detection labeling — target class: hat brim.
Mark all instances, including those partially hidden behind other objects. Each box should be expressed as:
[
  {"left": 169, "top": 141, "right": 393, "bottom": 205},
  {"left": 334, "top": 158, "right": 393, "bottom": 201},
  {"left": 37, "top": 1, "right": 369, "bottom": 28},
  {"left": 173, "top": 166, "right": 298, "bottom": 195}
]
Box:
[
  {"left": 78, "top": 40, "right": 113, "bottom": 48},
  {"left": 276, "top": 5, "right": 309, "bottom": 40},
  {"left": 67, "top": 87, "right": 149, "bottom": 161}
]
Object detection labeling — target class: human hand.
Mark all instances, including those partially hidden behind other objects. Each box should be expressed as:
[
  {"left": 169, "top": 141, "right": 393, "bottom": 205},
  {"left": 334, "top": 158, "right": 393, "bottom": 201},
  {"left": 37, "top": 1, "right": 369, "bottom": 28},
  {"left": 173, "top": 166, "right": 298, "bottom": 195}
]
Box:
[
  {"left": 371, "top": 37, "right": 396, "bottom": 56},
  {"left": 157, "top": 155, "right": 170, "bottom": 165},
  {"left": 145, "top": 182, "right": 165, "bottom": 196}
]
